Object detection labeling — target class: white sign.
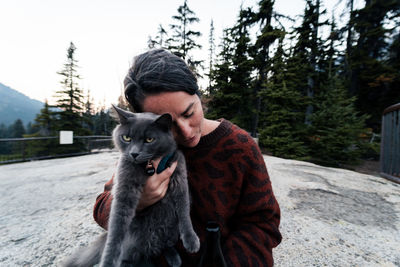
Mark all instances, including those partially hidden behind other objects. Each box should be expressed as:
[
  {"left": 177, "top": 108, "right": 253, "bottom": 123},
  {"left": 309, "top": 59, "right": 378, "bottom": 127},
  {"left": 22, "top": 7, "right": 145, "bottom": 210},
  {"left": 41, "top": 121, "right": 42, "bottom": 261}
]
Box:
[{"left": 59, "top": 131, "right": 73, "bottom": 145}]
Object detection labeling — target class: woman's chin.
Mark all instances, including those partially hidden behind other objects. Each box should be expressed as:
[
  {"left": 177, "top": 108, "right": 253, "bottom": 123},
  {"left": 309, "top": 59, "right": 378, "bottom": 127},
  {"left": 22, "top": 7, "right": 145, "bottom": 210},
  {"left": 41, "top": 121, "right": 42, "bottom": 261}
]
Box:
[{"left": 180, "top": 135, "right": 200, "bottom": 147}]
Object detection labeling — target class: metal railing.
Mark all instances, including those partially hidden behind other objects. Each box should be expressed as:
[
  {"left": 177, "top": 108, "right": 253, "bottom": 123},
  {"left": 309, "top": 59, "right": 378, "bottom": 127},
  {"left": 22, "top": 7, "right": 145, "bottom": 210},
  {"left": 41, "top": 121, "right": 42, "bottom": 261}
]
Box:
[
  {"left": 380, "top": 103, "right": 400, "bottom": 183},
  {"left": 0, "top": 135, "right": 113, "bottom": 164}
]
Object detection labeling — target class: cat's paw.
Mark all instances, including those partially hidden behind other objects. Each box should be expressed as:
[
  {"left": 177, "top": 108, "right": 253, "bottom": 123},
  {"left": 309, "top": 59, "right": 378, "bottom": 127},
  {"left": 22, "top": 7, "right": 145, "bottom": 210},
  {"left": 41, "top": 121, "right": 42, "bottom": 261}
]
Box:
[{"left": 182, "top": 233, "right": 200, "bottom": 253}]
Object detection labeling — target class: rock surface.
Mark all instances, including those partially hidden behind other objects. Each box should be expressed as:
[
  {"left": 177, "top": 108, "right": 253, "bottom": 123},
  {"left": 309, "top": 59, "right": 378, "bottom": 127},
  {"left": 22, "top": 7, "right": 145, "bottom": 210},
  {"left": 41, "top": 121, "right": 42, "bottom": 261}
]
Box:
[{"left": 0, "top": 151, "right": 399, "bottom": 266}]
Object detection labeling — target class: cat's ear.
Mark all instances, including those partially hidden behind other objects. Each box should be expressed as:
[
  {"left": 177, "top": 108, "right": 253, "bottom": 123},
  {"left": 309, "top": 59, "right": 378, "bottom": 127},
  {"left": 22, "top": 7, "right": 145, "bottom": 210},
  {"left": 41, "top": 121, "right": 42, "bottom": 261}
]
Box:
[
  {"left": 111, "top": 104, "right": 134, "bottom": 124},
  {"left": 154, "top": 113, "right": 173, "bottom": 131}
]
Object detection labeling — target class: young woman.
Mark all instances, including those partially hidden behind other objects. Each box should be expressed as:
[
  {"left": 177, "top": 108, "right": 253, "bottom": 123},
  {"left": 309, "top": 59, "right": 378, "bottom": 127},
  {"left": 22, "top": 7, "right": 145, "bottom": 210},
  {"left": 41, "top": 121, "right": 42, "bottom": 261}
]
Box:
[{"left": 93, "top": 49, "right": 282, "bottom": 266}]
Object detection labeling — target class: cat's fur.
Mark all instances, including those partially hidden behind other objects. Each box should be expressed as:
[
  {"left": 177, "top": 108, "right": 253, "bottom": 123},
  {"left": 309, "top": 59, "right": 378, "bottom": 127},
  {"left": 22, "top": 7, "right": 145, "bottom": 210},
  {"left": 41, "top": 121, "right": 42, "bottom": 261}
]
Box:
[{"left": 63, "top": 105, "right": 200, "bottom": 267}]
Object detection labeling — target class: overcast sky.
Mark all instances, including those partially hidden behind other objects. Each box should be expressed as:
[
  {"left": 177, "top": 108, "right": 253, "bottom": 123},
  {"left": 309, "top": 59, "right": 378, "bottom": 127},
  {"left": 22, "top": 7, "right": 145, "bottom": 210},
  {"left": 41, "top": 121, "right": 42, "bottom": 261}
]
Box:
[{"left": 0, "top": 0, "right": 357, "bottom": 108}]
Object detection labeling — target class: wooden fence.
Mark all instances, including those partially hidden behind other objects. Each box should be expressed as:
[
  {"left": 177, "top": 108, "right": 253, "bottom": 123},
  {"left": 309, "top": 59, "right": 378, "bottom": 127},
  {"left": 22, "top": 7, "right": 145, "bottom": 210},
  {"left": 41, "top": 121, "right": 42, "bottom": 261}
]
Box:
[{"left": 380, "top": 103, "right": 400, "bottom": 183}]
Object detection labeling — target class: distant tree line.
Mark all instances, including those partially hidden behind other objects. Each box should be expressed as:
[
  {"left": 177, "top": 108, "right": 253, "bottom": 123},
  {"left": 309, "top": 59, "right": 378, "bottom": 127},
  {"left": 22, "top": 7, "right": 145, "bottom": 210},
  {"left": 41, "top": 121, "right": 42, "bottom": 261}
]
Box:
[
  {"left": 0, "top": 42, "right": 117, "bottom": 158},
  {"left": 148, "top": 0, "right": 399, "bottom": 166},
  {"left": 2, "top": 0, "right": 398, "bottom": 166}
]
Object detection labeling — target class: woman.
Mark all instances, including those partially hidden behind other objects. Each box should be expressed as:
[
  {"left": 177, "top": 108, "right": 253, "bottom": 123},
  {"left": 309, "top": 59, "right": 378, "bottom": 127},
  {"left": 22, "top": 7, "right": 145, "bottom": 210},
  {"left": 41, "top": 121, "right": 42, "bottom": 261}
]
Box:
[{"left": 93, "top": 49, "right": 282, "bottom": 266}]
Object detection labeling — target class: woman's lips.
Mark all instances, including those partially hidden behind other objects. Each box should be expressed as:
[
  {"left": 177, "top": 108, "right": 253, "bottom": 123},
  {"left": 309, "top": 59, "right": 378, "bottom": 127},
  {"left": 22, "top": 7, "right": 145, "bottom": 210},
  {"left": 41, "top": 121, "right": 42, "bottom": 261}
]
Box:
[{"left": 185, "top": 136, "right": 196, "bottom": 143}]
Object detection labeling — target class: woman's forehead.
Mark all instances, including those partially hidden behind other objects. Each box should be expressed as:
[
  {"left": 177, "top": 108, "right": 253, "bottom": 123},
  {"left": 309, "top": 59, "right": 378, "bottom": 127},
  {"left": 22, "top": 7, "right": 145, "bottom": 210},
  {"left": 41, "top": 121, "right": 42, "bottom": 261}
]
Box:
[{"left": 142, "top": 91, "right": 198, "bottom": 115}]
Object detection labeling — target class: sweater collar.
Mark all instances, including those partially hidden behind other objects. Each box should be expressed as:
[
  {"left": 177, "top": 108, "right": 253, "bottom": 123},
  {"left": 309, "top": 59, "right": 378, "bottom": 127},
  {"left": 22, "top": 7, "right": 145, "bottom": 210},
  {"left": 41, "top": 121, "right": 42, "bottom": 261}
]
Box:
[{"left": 180, "top": 119, "right": 232, "bottom": 150}]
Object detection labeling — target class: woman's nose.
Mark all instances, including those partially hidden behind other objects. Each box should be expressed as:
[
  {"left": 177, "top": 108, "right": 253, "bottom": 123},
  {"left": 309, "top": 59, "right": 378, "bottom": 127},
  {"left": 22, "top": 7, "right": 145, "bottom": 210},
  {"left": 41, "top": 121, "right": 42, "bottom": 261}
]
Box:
[{"left": 175, "top": 119, "right": 191, "bottom": 138}]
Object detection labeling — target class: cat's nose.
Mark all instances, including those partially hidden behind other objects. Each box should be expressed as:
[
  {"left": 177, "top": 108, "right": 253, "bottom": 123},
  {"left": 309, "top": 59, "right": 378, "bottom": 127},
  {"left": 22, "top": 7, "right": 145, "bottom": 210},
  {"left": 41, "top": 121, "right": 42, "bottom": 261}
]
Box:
[{"left": 130, "top": 153, "right": 139, "bottom": 159}]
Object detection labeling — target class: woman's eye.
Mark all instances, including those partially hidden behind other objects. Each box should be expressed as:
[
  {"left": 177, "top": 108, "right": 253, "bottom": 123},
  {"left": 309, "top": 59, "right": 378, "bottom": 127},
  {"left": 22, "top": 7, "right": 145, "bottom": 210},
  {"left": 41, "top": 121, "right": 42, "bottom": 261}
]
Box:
[
  {"left": 121, "top": 135, "right": 131, "bottom": 142},
  {"left": 145, "top": 137, "right": 155, "bottom": 143},
  {"left": 183, "top": 111, "right": 194, "bottom": 118}
]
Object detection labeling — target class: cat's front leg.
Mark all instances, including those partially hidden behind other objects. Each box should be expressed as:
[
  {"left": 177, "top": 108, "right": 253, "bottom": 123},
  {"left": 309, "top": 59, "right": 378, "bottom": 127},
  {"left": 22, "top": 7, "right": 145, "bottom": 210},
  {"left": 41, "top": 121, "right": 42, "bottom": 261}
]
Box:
[
  {"left": 175, "top": 182, "right": 200, "bottom": 254},
  {"left": 99, "top": 184, "right": 142, "bottom": 267}
]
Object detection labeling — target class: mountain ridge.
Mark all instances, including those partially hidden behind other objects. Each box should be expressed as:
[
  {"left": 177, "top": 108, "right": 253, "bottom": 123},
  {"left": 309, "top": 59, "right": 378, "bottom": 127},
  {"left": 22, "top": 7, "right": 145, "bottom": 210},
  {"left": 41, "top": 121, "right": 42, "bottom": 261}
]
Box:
[{"left": 0, "top": 82, "right": 44, "bottom": 126}]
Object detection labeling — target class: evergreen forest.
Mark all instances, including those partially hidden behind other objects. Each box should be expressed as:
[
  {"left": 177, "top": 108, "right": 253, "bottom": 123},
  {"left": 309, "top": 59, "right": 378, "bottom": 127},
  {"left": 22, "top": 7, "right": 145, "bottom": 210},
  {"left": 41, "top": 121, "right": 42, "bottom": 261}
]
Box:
[
  {"left": 147, "top": 0, "right": 399, "bottom": 166},
  {"left": 2, "top": 0, "right": 399, "bottom": 167}
]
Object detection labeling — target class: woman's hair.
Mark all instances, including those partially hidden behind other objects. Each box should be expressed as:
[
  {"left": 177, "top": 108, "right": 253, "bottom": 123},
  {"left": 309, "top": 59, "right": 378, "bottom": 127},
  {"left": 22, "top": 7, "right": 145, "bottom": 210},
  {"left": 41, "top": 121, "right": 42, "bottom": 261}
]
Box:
[{"left": 124, "top": 49, "right": 199, "bottom": 112}]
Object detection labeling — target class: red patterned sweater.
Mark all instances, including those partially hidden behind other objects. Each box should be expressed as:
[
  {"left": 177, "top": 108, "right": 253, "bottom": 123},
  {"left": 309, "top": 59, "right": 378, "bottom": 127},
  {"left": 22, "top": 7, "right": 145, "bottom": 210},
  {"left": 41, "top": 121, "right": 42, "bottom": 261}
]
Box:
[{"left": 93, "top": 119, "right": 282, "bottom": 266}]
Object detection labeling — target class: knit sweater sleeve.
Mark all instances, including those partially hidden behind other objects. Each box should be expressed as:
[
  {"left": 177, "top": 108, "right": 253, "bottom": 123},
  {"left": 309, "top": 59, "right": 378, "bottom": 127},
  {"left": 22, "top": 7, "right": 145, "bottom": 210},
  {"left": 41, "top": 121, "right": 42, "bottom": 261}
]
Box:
[
  {"left": 93, "top": 175, "right": 114, "bottom": 230},
  {"left": 222, "top": 135, "right": 281, "bottom": 267}
]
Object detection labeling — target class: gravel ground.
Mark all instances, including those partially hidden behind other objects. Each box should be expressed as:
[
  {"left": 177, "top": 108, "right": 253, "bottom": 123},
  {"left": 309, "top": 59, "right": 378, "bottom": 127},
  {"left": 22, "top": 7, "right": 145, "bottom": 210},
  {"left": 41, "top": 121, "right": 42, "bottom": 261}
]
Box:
[{"left": 0, "top": 151, "right": 399, "bottom": 266}]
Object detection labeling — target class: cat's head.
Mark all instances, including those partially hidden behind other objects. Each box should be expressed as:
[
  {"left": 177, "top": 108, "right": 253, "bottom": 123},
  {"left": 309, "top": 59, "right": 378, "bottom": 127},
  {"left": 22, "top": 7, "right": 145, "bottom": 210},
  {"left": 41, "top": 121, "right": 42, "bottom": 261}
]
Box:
[{"left": 111, "top": 105, "right": 176, "bottom": 164}]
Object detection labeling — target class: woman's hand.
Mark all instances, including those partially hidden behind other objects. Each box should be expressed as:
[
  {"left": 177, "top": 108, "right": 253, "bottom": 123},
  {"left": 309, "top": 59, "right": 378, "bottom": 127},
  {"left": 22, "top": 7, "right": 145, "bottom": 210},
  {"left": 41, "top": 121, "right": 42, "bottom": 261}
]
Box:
[{"left": 136, "top": 157, "right": 178, "bottom": 211}]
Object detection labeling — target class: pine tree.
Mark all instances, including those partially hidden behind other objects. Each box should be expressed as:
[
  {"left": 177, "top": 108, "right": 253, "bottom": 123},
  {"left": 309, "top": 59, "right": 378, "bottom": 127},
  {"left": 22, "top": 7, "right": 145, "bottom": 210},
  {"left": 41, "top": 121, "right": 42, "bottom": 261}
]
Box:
[
  {"left": 307, "top": 0, "right": 325, "bottom": 124},
  {"left": 249, "top": 0, "right": 285, "bottom": 137},
  {"left": 207, "top": 8, "right": 254, "bottom": 130},
  {"left": 54, "top": 42, "right": 87, "bottom": 153},
  {"left": 32, "top": 100, "right": 55, "bottom": 136},
  {"left": 308, "top": 15, "right": 368, "bottom": 166},
  {"left": 0, "top": 123, "right": 7, "bottom": 138},
  {"left": 56, "top": 43, "right": 84, "bottom": 115},
  {"left": 55, "top": 42, "right": 85, "bottom": 131},
  {"left": 26, "top": 122, "right": 39, "bottom": 135},
  {"left": 26, "top": 123, "right": 33, "bottom": 135},
  {"left": 349, "top": 0, "right": 400, "bottom": 130},
  {"left": 0, "top": 123, "right": 12, "bottom": 155},
  {"left": 309, "top": 80, "right": 368, "bottom": 166},
  {"left": 24, "top": 100, "right": 58, "bottom": 157},
  {"left": 285, "top": 0, "right": 328, "bottom": 126},
  {"left": 168, "top": 0, "right": 203, "bottom": 74},
  {"left": 386, "top": 25, "right": 400, "bottom": 108},
  {"left": 210, "top": 28, "right": 235, "bottom": 90},
  {"left": 228, "top": 8, "right": 255, "bottom": 130},
  {"left": 206, "top": 29, "right": 235, "bottom": 119},
  {"left": 148, "top": 24, "right": 169, "bottom": 49},
  {"left": 93, "top": 107, "right": 116, "bottom": 136},
  {"left": 10, "top": 119, "right": 26, "bottom": 138},
  {"left": 282, "top": 1, "right": 320, "bottom": 141},
  {"left": 265, "top": 0, "right": 342, "bottom": 161},
  {"left": 8, "top": 119, "right": 26, "bottom": 157},
  {"left": 207, "top": 19, "right": 216, "bottom": 95},
  {"left": 82, "top": 89, "right": 94, "bottom": 135},
  {"left": 258, "top": 36, "right": 309, "bottom": 159},
  {"left": 148, "top": 36, "right": 156, "bottom": 49},
  {"left": 342, "top": 0, "right": 355, "bottom": 94}
]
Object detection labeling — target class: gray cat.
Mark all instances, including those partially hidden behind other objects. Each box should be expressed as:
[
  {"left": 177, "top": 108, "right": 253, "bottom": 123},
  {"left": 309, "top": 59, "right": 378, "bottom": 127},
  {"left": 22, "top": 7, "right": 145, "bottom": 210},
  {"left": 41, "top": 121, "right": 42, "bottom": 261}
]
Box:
[{"left": 63, "top": 105, "right": 200, "bottom": 267}]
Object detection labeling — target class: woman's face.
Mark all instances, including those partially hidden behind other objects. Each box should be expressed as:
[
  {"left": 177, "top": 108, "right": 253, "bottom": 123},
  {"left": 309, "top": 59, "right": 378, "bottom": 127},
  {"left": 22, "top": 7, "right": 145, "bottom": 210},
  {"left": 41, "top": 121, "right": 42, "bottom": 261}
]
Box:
[{"left": 142, "top": 91, "right": 204, "bottom": 147}]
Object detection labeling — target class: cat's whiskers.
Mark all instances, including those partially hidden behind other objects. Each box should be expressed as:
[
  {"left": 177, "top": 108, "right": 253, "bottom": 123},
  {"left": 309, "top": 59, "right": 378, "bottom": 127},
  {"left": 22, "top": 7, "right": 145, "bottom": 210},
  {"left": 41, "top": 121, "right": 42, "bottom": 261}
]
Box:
[{"left": 135, "top": 153, "right": 153, "bottom": 163}]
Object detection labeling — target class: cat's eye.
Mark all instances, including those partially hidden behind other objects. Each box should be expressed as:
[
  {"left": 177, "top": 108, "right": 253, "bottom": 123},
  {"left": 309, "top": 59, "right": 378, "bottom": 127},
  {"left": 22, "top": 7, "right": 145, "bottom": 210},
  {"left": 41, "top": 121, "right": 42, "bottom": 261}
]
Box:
[
  {"left": 145, "top": 137, "right": 155, "bottom": 143},
  {"left": 121, "top": 135, "right": 132, "bottom": 142}
]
